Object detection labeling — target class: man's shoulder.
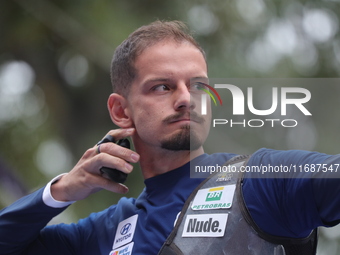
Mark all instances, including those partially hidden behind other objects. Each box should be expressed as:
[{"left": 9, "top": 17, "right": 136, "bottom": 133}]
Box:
[
  {"left": 199, "top": 152, "right": 239, "bottom": 165},
  {"left": 249, "top": 148, "right": 332, "bottom": 165}
]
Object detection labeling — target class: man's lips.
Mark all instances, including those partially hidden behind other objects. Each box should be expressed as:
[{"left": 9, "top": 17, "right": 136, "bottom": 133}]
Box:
[
  {"left": 170, "top": 120, "right": 191, "bottom": 126},
  {"left": 164, "top": 112, "right": 205, "bottom": 124},
  {"left": 170, "top": 118, "right": 191, "bottom": 123}
]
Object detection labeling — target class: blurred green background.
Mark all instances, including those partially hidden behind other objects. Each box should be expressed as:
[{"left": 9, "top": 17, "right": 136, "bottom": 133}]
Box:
[{"left": 1, "top": 0, "right": 340, "bottom": 254}]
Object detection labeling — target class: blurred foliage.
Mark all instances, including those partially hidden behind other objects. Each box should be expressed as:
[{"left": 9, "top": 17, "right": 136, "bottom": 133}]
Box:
[{"left": 1, "top": 0, "right": 340, "bottom": 254}]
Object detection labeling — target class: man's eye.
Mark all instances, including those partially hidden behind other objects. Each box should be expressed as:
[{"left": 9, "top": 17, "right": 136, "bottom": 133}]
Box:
[
  {"left": 152, "top": 84, "right": 170, "bottom": 92},
  {"left": 192, "top": 82, "right": 208, "bottom": 91}
]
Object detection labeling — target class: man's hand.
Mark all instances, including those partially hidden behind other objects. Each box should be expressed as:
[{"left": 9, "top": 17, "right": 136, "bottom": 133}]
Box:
[{"left": 50, "top": 128, "right": 140, "bottom": 202}]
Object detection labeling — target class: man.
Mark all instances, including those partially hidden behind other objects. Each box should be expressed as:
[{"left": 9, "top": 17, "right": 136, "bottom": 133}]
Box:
[{"left": 0, "top": 20, "right": 340, "bottom": 255}]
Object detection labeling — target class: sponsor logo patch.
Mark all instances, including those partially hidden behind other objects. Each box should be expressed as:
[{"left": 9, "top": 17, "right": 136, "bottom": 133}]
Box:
[
  {"left": 182, "top": 214, "right": 228, "bottom": 237},
  {"left": 205, "top": 187, "right": 224, "bottom": 201},
  {"left": 112, "top": 215, "right": 138, "bottom": 249},
  {"left": 109, "top": 242, "right": 134, "bottom": 255},
  {"left": 191, "top": 185, "right": 236, "bottom": 210}
]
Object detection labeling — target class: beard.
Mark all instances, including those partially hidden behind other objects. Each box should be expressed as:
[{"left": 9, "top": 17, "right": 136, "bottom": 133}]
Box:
[{"left": 160, "top": 124, "right": 203, "bottom": 151}]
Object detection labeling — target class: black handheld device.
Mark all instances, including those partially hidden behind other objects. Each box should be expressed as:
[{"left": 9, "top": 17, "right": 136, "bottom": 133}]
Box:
[{"left": 98, "top": 137, "right": 130, "bottom": 183}]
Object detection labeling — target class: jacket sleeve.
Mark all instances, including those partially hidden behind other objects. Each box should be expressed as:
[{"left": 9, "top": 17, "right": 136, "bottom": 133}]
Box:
[
  {"left": 312, "top": 154, "right": 340, "bottom": 226},
  {"left": 0, "top": 187, "right": 69, "bottom": 255},
  {"left": 243, "top": 149, "right": 340, "bottom": 239}
]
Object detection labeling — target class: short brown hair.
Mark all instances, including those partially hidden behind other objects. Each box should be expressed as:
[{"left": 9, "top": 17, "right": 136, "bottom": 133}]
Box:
[{"left": 110, "top": 20, "right": 206, "bottom": 96}]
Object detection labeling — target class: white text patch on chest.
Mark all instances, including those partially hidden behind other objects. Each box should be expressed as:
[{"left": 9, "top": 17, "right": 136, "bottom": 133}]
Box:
[{"left": 182, "top": 214, "right": 228, "bottom": 237}]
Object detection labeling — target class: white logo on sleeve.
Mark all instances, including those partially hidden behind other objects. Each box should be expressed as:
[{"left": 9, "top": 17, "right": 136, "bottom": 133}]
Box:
[
  {"left": 112, "top": 214, "right": 138, "bottom": 249},
  {"left": 182, "top": 214, "right": 228, "bottom": 237}
]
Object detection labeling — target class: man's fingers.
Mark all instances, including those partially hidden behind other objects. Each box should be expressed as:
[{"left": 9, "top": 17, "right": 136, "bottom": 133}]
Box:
[
  {"left": 95, "top": 143, "right": 139, "bottom": 164},
  {"left": 94, "top": 128, "right": 140, "bottom": 164},
  {"left": 97, "top": 128, "right": 135, "bottom": 146},
  {"left": 93, "top": 152, "right": 134, "bottom": 174}
]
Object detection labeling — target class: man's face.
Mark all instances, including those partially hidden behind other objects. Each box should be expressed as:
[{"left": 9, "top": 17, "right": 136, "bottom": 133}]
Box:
[{"left": 125, "top": 40, "right": 211, "bottom": 152}]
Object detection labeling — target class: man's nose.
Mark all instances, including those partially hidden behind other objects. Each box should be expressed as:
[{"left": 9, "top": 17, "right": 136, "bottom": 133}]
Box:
[{"left": 173, "top": 83, "right": 196, "bottom": 111}]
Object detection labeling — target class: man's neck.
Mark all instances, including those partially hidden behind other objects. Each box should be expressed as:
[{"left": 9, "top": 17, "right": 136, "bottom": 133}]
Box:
[{"left": 138, "top": 147, "right": 204, "bottom": 179}]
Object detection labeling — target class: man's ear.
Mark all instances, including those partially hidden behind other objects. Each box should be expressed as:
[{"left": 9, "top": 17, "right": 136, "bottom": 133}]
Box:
[{"left": 107, "top": 93, "right": 133, "bottom": 128}]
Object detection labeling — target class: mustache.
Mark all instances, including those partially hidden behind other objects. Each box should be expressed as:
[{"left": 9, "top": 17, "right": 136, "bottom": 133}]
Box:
[{"left": 163, "top": 111, "right": 205, "bottom": 124}]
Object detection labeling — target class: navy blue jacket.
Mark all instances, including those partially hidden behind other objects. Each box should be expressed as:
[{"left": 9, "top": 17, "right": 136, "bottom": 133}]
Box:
[{"left": 0, "top": 148, "right": 339, "bottom": 254}]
